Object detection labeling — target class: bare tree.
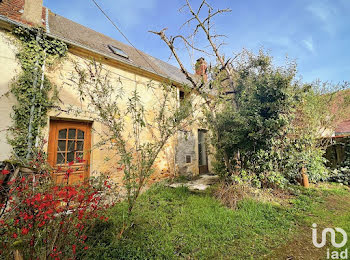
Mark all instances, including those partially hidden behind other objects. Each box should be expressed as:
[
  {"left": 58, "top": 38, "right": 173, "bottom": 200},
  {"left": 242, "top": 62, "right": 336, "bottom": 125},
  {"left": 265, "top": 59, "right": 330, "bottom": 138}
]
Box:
[
  {"left": 150, "top": 0, "right": 236, "bottom": 98},
  {"left": 150, "top": 0, "right": 241, "bottom": 172}
]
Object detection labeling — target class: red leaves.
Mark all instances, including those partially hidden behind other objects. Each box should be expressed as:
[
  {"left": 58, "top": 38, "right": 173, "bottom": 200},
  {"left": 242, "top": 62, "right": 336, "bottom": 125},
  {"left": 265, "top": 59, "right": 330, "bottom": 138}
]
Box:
[
  {"left": 38, "top": 221, "right": 46, "bottom": 228},
  {"left": 1, "top": 169, "right": 10, "bottom": 175},
  {"left": 34, "top": 193, "right": 41, "bottom": 202},
  {"left": 21, "top": 227, "right": 29, "bottom": 235},
  {"left": 22, "top": 212, "right": 34, "bottom": 221},
  {"left": 1, "top": 158, "right": 112, "bottom": 258},
  {"left": 76, "top": 157, "right": 86, "bottom": 163},
  {"left": 104, "top": 180, "right": 112, "bottom": 189},
  {"left": 99, "top": 216, "right": 109, "bottom": 222},
  {"left": 75, "top": 223, "right": 86, "bottom": 233},
  {"left": 49, "top": 247, "right": 62, "bottom": 259},
  {"left": 64, "top": 167, "right": 75, "bottom": 179}
]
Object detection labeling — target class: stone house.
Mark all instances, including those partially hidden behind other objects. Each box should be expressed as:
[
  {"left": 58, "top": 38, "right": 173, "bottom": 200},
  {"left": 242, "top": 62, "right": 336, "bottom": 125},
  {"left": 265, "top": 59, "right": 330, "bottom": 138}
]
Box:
[{"left": 0, "top": 0, "right": 212, "bottom": 184}]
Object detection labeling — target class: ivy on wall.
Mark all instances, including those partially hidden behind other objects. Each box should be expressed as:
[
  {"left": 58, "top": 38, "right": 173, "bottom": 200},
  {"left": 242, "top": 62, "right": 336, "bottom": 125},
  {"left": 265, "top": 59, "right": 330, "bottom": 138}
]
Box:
[{"left": 8, "top": 26, "right": 67, "bottom": 160}]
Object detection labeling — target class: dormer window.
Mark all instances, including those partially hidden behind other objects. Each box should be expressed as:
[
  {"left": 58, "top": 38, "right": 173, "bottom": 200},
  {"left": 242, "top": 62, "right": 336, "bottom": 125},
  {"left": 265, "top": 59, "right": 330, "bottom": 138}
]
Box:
[{"left": 107, "top": 45, "right": 129, "bottom": 59}]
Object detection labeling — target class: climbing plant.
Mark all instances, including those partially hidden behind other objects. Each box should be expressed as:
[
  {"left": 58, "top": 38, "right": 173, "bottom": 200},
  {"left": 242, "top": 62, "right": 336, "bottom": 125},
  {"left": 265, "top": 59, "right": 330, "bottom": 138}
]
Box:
[{"left": 8, "top": 26, "right": 67, "bottom": 160}]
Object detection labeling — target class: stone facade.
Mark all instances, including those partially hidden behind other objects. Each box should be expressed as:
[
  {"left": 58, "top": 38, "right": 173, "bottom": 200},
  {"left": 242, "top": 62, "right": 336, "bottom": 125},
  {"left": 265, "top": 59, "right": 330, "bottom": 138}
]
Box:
[{"left": 175, "top": 130, "right": 197, "bottom": 176}]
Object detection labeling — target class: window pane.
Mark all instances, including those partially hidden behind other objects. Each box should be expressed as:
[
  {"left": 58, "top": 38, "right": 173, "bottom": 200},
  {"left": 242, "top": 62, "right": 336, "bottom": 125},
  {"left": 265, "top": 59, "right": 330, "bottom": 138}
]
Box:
[
  {"left": 76, "top": 152, "right": 84, "bottom": 162},
  {"left": 57, "top": 152, "right": 65, "bottom": 164},
  {"left": 77, "top": 130, "right": 84, "bottom": 139},
  {"left": 68, "top": 129, "right": 76, "bottom": 139},
  {"left": 58, "top": 129, "right": 67, "bottom": 139},
  {"left": 67, "top": 140, "right": 75, "bottom": 152},
  {"left": 67, "top": 151, "right": 74, "bottom": 163},
  {"left": 77, "top": 141, "right": 84, "bottom": 151},
  {"left": 57, "top": 140, "right": 66, "bottom": 151}
]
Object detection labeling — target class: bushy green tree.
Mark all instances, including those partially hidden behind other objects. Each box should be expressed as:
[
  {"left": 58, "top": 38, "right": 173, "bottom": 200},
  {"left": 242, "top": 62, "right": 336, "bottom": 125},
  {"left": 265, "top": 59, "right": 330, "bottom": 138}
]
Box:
[
  {"left": 207, "top": 52, "right": 349, "bottom": 187},
  {"left": 151, "top": 0, "right": 348, "bottom": 188},
  {"left": 206, "top": 51, "right": 306, "bottom": 187}
]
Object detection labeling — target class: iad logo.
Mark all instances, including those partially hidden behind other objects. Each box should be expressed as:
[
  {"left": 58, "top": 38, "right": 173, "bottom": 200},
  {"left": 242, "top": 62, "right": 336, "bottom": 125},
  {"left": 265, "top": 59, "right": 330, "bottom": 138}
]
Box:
[
  {"left": 312, "top": 223, "right": 348, "bottom": 259},
  {"left": 312, "top": 223, "right": 348, "bottom": 248}
]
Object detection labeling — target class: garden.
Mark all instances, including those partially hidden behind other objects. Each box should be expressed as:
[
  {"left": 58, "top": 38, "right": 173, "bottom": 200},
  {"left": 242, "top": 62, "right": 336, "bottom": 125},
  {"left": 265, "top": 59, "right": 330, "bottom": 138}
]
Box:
[{"left": 1, "top": 0, "right": 350, "bottom": 259}]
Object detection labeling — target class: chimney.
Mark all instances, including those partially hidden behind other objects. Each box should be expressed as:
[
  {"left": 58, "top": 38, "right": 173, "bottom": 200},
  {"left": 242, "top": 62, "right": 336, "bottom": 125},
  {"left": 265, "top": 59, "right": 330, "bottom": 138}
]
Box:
[
  {"left": 195, "top": 57, "right": 208, "bottom": 83},
  {"left": 0, "top": 0, "right": 44, "bottom": 26},
  {"left": 22, "top": 0, "right": 43, "bottom": 25}
]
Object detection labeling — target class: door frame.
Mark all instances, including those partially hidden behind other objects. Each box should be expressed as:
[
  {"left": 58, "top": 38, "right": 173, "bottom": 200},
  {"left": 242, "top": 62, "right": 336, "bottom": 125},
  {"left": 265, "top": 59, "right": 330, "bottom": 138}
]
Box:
[{"left": 47, "top": 119, "right": 92, "bottom": 183}]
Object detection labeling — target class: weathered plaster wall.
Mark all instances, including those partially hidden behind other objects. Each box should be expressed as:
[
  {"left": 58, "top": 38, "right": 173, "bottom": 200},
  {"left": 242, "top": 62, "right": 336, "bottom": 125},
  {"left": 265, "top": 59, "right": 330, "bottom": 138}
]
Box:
[
  {"left": 42, "top": 52, "right": 180, "bottom": 185},
  {"left": 0, "top": 30, "right": 212, "bottom": 185},
  {"left": 0, "top": 30, "right": 18, "bottom": 161}
]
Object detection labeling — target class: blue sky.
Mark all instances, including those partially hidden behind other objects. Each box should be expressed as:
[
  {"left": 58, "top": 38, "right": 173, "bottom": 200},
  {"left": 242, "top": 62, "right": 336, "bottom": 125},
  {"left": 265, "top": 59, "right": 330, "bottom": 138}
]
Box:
[{"left": 43, "top": 0, "right": 350, "bottom": 83}]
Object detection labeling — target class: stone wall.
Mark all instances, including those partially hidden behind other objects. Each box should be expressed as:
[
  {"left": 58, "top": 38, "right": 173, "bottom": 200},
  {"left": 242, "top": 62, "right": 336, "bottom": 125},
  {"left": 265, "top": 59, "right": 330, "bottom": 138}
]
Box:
[{"left": 175, "top": 129, "right": 198, "bottom": 176}]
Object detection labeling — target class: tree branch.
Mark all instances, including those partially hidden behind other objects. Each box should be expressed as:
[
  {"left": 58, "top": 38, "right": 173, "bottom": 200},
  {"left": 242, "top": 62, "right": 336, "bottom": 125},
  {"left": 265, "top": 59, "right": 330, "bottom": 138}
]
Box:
[{"left": 149, "top": 29, "right": 198, "bottom": 89}]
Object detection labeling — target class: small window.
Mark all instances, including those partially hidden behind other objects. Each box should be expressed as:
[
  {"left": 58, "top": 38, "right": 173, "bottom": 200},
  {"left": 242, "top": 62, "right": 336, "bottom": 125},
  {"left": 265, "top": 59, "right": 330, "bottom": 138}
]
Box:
[
  {"left": 107, "top": 45, "right": 129, "bottom": 59},
  {"left": 179, "top": 90, "right": 185, "bottom": 101},
  {"left": 186, "top": 155, "right": 192, "bottom": 164}
]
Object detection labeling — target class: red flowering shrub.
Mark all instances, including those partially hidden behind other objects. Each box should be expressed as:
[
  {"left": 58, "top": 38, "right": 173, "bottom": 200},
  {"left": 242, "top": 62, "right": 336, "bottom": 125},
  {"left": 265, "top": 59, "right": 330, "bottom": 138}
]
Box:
[{"left": 0, "top": 155, "right": 115, "bottom": 259}]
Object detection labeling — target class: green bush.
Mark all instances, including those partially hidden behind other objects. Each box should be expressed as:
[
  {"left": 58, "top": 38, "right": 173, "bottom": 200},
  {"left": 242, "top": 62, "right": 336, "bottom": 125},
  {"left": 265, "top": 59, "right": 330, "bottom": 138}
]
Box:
[{"left": 207, "top": 51, "right": 332, "bottom": 187}]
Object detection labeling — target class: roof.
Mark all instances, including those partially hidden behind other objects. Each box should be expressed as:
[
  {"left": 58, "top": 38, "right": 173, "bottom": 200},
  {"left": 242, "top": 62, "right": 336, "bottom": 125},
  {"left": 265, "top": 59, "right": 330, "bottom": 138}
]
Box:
[
  {"left": 47, "top": 11, "right": 190, "bottom": 85},
  {"left": 336, "top": 120, "right": 350, "bottom": 134},
  {"left": 330, "top": 88, "right": 350, "bottom": 133}
]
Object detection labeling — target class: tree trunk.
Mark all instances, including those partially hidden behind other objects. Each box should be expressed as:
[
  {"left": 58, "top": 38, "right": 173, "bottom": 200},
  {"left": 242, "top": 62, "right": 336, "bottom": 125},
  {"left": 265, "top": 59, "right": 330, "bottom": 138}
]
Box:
[{"left": 13, "top": 250, "right": 23, "bottom": 260}]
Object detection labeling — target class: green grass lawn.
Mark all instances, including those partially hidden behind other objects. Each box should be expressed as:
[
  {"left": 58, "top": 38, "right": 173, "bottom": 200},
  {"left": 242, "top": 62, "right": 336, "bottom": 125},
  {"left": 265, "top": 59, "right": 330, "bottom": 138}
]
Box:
[{"left": 83, "top": 183, "right": 350, "bottom": 259}]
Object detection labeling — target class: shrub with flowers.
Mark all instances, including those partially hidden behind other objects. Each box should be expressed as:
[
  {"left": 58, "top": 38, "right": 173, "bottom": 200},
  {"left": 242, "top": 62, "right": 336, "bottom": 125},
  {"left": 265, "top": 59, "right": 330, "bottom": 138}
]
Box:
[{"left": 0, "top": 153, "right": 115, "bottom": 259}]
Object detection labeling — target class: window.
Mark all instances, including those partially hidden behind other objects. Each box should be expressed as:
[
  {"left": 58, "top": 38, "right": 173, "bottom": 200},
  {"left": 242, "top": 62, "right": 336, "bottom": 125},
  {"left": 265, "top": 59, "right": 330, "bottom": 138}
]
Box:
[
  {"left": 56, "top": 128, "right": 85, "bottom": 164},
  {"left": 179, "top": 90, "right": 185, "bottom": 101},
  {"left": 107, "top": 45, "right": 129, "bottom": 59},
  {"left": 186, "top": 155, "right": 192, "bottom": 164}
]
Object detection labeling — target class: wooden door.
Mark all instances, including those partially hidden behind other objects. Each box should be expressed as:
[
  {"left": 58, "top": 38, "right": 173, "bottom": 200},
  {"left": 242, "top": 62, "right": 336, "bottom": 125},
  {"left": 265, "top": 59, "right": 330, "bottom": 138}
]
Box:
[
  {"left": 198, "top": 129, "right": 209, "bottom": 174},
  {"left": 48, "top": 120, "right": 91, "bottom": 184}
]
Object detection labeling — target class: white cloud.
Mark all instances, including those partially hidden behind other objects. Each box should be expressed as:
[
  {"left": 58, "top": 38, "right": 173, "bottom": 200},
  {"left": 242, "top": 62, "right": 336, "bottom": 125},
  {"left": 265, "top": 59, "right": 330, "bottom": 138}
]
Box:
[
  {"left": 306, "top": 1, "right": 337, "bottom": 35},
  {"left": 302, "top": 37, "right": 315, "bottom": 53}
]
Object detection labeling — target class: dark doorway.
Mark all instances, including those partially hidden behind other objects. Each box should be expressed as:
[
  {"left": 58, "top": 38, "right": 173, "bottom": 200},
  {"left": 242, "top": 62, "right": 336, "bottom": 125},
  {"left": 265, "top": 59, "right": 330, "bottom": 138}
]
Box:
[{"left": 198, "top": 129, "right": 209, "bottom": 174}]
